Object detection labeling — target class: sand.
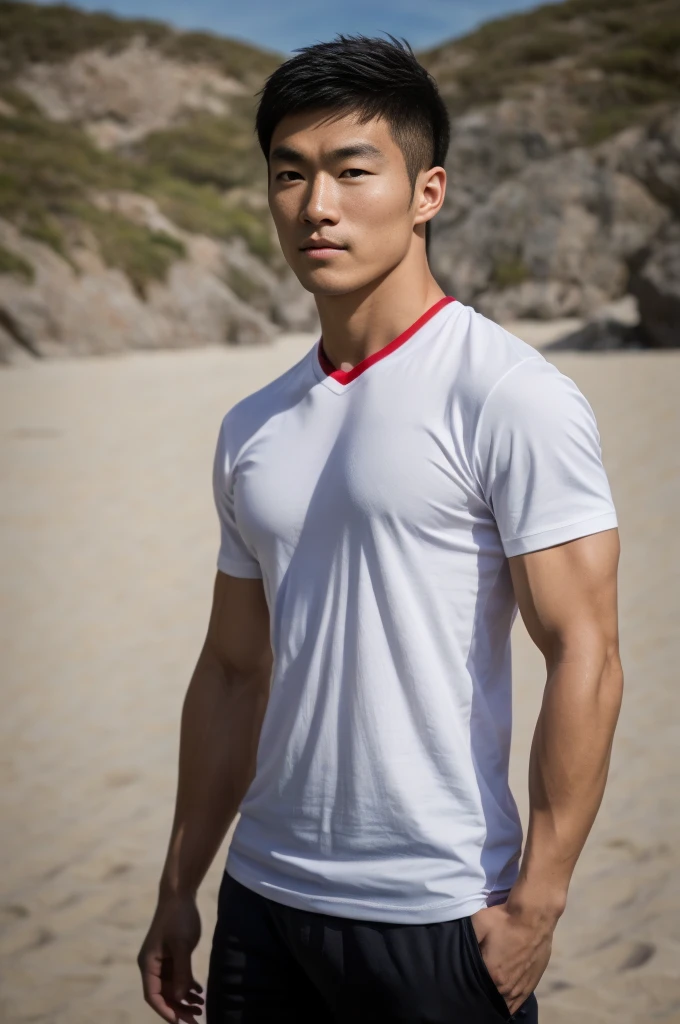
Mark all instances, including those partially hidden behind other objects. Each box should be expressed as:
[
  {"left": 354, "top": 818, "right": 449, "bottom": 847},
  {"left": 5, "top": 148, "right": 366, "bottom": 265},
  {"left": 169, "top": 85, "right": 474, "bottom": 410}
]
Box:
[{"left": 1, "top": 328, "right": 679, "bottom": 1024}]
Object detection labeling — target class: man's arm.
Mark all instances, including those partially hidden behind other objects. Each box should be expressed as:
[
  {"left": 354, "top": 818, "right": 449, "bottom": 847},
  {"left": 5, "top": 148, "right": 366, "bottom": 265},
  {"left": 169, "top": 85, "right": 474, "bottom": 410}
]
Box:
[
  {"left": 471, "top": 527, "right": 624, "bottom": 1015},
  {"left": 138, "top": 570, "right": 272, "bottom": 1024},
  {"left": 508, "top": 526, "right": 623, "bottom": 915}
]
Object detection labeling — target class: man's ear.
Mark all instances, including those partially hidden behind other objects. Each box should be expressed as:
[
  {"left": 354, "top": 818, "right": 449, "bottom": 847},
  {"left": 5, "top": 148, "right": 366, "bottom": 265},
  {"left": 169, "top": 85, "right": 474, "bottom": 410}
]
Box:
[{"left": 413, "top": 166, "right": 446, "bottom": 227}]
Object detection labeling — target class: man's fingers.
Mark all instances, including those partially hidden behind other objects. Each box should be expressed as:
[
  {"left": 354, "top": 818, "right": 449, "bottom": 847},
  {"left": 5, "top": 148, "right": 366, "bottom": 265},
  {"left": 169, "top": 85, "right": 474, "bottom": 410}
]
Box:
[
  {"left": 187, "top": 976, "right": 204, "bottom": 1000},
  {"left": 143, "top": 974, "right": 186, "bottom": 1024},
  {"left": 145, "top": 977, "right": 203, "bottom": 1023},
  {"left": 166, "top": 986, "right": 204, "bottom": 1024},
  {"left": 166, "top": 1000, "right": 201, "bottom": 1024},
  {"left": 148, "top": 992, "right": 190, "bottom": 1024},
  {"left": 140, "top": 949, "right": 177, "bottom": 1022},
  {"left": 506, "top": 965, "right": 540, "bottom": 1015},
  {"left": 140, "top": 946, "right": 203, "bottom": 1022}
]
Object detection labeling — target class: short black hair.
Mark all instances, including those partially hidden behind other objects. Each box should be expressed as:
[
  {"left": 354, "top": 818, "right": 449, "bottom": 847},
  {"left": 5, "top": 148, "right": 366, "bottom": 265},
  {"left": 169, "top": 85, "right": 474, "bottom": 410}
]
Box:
[{"left": 255, "top": 33, "right": 450, "bottom": 204}]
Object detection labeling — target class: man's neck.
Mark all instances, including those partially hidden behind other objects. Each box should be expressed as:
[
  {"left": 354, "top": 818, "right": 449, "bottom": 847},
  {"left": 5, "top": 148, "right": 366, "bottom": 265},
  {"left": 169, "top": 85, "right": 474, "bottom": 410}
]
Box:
[{"left": 315, "top": 259, "right": 446, "bottom": 371}]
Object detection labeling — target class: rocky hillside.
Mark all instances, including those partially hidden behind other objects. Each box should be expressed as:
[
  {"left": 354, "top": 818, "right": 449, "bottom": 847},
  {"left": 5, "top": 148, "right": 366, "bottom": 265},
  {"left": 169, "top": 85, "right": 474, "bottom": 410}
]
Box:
[
  {"left": 422, "top": 0, "right": 680, "bottom": 345},
  {"left": 0, "top": 2, "right": 317, "bottom": 361},
  {"left": 0, "top": 0, "right": 678, "bottom": 361}
]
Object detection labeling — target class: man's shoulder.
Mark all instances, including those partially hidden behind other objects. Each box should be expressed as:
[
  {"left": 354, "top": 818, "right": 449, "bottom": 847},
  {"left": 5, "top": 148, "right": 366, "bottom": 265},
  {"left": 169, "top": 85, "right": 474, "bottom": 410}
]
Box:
[
  {"left": 218, "top": 346, "right": 314, "bottom": 448},
  {"left": 456, "top": 308, "right": 597, "bottom": 456},
  {"left": 446, "top": 302, "right": 550, "bottom": 408}
]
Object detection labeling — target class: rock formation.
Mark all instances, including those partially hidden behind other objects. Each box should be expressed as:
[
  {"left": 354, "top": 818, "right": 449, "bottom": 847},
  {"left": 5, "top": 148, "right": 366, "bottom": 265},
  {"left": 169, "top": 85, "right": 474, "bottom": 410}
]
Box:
[{"left": 0, "top": 0, "right": 678, "bottom": 361}]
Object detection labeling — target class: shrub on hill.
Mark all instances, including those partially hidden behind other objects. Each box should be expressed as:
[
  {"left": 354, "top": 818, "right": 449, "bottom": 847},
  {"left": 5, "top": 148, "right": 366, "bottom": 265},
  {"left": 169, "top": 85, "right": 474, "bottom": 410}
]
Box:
[
  {"left": 0, "top": 2, "right": 279, "bottom": 86},
  {"left": 0, "top": 3, "right": 278, "bottom": 278},
  {"left": 0, "top": 93, "right": 273, "bottom": 279},
  {"left": 421, "top": 0, "right": 679, "bottom": 143}
]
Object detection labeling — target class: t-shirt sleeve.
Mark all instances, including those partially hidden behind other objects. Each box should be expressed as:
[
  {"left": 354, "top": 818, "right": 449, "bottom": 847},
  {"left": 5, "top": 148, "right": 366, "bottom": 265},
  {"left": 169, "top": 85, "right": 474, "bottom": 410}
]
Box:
[
  {"left": 212, "top": 416, "right": 263, "bottom": 579},
  {"left": 473, "top": 356, "right": 618, "bottom": 558}
]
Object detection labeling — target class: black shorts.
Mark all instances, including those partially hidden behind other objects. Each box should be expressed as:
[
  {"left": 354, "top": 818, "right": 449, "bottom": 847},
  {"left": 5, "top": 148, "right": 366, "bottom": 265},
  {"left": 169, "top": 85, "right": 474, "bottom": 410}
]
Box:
[{"left": 206, "top": 871, "right": 538, "bottom": 1023}]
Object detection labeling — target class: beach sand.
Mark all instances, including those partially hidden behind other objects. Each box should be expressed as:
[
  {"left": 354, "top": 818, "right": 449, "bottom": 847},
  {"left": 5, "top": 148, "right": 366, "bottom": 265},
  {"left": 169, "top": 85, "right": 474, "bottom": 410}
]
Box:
[{"left": 1, "top": 327, "right": 679, "bottom": 1023}]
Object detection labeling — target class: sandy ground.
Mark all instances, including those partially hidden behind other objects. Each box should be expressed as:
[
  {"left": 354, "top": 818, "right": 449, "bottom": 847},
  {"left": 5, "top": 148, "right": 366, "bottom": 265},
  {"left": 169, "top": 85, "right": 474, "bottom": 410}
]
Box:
[{"left": 1, "top": 325, "right": 679, "bottom": 1024}]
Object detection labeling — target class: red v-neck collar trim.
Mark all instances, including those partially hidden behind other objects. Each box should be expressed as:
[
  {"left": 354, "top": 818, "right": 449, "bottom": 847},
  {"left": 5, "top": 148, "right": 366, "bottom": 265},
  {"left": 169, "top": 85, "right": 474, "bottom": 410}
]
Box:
[{"left": 316, "top": 296, "right": 456, "bottom": 385}]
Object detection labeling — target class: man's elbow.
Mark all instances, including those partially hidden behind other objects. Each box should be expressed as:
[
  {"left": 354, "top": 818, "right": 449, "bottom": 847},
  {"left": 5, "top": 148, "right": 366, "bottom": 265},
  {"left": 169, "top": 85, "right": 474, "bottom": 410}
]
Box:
[
  {"left": 552, "top": 627, "right": 623, "bottom": 717},
  {"left": 199, "top": 635, "right": 272, "bottom": 692}
]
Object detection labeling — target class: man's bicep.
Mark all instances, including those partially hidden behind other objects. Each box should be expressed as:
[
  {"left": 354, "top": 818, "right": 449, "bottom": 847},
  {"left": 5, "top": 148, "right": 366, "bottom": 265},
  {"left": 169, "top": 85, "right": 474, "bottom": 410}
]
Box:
[
  {"left": 508, "top": 528, "right": 621, "bottom": 662},
  {"left": 205, "top": 570, "right": 272, "bottom": 678}
]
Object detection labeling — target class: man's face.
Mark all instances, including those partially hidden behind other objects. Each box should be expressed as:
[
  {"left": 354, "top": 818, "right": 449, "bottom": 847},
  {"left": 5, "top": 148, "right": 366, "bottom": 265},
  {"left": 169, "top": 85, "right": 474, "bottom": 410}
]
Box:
[{"left": 268, "top": 109, "right": 424, "bottom": 295}]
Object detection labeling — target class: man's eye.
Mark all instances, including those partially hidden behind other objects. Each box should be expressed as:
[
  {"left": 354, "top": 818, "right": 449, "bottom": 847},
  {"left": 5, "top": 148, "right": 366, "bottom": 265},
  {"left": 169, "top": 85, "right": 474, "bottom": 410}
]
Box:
[
  {"left": 278, "top": 171, "right": 302, "bottom": 181},
  {"left": 341, "top": 168, "right": 367, "bottom": 178}
]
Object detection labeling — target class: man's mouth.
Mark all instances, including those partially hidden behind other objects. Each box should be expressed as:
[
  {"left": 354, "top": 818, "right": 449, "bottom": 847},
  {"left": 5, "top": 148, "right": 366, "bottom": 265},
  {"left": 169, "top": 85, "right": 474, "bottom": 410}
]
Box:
[{"left": 300, "top": 242, "right": 347, "bottom": 259}]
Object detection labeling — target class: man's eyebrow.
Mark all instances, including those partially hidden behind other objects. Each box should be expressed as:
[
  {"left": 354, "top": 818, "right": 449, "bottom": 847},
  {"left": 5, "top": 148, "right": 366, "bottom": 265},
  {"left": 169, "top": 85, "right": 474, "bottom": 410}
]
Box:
[
  {"left": 327, "top": 143, "right": 384, "bottom": 161},
  {"left": 269, "top": 142, "right": 384, "bottom": 163},
  {"left": 270, "top": 144, "right": 305, "bottom": 163}
]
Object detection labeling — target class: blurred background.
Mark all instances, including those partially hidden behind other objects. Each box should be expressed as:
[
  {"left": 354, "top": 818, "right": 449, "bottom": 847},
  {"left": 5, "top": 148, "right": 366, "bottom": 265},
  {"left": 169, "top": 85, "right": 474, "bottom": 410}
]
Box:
[{"left": 0, "top": 1, "right": 678, "bottom": 1021}]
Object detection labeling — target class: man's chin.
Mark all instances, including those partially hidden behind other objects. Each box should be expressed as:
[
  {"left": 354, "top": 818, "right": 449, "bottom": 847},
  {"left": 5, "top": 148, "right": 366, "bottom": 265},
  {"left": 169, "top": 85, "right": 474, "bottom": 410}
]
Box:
[{"left": 291, "top": 266, "right": 367, "bottom": 298}]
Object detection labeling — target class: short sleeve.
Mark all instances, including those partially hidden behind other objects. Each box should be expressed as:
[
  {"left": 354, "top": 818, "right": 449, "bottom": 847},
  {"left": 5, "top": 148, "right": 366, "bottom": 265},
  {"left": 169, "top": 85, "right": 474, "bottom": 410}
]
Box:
[
  {"left": 473, "top": 357, "right": 618, "bottom": 558},
  {"left": 212, "top": 417, "right": 263, "bottom": 579}
]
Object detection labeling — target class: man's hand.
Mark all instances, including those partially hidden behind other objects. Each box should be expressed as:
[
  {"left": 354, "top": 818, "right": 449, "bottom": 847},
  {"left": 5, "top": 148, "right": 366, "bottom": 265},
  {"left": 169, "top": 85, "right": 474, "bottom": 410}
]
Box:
[
  {"left": 138, "top": 894, "right": 204, "bottom": 1023},
  {"left": 469, "top": 901, "right": 556, "bottom": 1016}
]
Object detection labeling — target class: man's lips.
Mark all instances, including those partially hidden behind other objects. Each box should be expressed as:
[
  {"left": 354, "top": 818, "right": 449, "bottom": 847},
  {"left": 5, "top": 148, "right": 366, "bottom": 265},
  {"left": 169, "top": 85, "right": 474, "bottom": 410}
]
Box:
[
  {"left": 300, "top": 241, "right": 345, "bottom": 250},
  {"left": 300, "top": 243, "right": 347, "bottom": 259}
]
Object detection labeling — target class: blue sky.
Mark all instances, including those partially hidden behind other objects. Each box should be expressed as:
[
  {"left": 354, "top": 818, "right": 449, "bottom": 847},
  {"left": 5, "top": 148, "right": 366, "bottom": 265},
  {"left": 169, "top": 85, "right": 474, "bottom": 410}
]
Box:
[{"left": 33, "top": 0, "right": 560, "bottom": 54}]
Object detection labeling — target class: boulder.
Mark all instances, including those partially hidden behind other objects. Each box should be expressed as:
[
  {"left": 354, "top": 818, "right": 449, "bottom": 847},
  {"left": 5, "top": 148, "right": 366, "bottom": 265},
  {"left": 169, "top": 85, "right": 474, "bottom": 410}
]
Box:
[
  {"left": 271, "top": 269, "right": 319, "bottom": 333},
  {"left": 0, "top": 217, "right": 277, "bottom": 357},
  {"left": 147, "top": 260, "right": 277, "bottom": 348},
  {"left": 90, "top": 194, "right": 318, "bottom": 334},
  {"left": 431, "top": 146, "right": 668, "bottom": 320},
  {"left": 437, "top": 87, "right": 574, "bottom": 228},
  {"left": 607, "top": 109, "right": 680, "bottom": 216},
  {"left": 0, "top": 320, "right": 28, "bottom": 364},
  {"left": 630, "top": 220, "right": 680, "bottom": 349},
  {"left": 545, "top": 319, "right": 646, "bottom": 352}
]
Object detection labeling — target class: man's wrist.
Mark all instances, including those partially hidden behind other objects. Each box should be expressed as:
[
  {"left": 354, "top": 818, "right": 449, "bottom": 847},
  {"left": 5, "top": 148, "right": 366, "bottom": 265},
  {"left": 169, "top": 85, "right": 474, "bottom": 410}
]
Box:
[
  {"left": 158, "top": 871, "right": 198, "bottom": 903},
  {"left": 505, "top": 878, "right": 567, "bottom": 925}
]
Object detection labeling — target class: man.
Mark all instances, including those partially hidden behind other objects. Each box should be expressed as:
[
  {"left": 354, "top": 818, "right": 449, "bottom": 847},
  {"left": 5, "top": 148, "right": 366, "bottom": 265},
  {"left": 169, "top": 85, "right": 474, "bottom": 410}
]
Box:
[{"left": 138, "top": 34, "right": 623, "bottom": 1024}]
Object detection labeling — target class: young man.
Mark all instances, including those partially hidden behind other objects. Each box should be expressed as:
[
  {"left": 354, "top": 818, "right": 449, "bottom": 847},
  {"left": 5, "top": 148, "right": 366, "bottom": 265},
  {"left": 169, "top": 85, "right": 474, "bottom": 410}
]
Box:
[{"left": 138, "top": 35, "right": 623, "bottom": 1024}]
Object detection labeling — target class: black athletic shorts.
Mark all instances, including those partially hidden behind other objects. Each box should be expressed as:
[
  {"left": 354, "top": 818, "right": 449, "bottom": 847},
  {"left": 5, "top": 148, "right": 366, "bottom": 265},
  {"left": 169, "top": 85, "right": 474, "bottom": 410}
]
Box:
[{"left": 206, "top": 871, "right": 539, "bottom": 1023}]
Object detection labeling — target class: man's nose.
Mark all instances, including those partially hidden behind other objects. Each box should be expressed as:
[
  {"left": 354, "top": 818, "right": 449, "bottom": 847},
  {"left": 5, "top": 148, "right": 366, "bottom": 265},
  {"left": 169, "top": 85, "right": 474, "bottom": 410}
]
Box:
[{"left": 301, "top": 173, "right": 339, "bottom": 225}]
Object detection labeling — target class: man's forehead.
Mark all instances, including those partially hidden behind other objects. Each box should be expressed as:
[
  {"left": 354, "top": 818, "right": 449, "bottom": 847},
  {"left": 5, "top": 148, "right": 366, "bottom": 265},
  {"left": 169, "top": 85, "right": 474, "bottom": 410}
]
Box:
[{"left": 270, "top": 109, "right": 393, "bottom": 156}]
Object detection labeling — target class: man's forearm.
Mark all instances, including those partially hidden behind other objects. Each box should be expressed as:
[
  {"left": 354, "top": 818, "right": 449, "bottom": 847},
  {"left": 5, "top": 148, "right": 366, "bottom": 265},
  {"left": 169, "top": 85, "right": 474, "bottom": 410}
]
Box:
[
  {"left": 508, "top": 640, "right": 624, "bottom": 919},
  {"left": 158, "top": 645, "right": 270, "bottom": 901}
]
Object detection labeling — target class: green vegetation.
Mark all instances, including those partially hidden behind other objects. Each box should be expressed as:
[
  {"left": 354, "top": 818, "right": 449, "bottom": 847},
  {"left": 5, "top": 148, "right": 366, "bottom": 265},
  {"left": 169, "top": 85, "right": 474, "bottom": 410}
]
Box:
[
  {"left": 420, "top": 0, "right": 679, "bottom": 144},
  {"left": 0, "top": 83, "right": 273, "bottom": 275},
  {"left": 507, "top": 28, "right": 582, "bottom": 65},
  {"left": 0, "top": 100, "right": 129, "bottom": 250},
  {"left": 0, "top": 97, "right": 180, "bottom": 288},
  {"left": 491, "top": 256, "right": 529, "bottom": 290},
  {"left": 0, "top": 0, "right": 677, "bottom": 296},
  {"left": 0, "top": 242, "right": 34, "bottom": 281},
  {"left": 133, "top": 95, "right": 274, "bottom": 260},
  {"left": 135, "top": 102, "right": 265, "bottom": 192},
  {"left": 581, "top": 106, "right": 645, "bottom": 146},
  {"left": 0, "top": 3, "right": 280, "bottom": 279},
  {"left": 145, "top": 177, "right": 273, "bottom": 262},
  {"left": 76, "top": 205, "right": 186, "bottom": 296},
  {"left": 161, "top": 30, "right": 279, "bottom": 86},
  {"left": 0, "top": 2, "right": 279, "bottom": 87}
]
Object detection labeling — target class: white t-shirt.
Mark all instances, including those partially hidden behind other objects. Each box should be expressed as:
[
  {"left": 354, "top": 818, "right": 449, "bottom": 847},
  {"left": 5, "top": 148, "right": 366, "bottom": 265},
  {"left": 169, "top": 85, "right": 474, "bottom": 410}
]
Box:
[{"left": 213, "top": 296, "right": 617, "bottom": 924}]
